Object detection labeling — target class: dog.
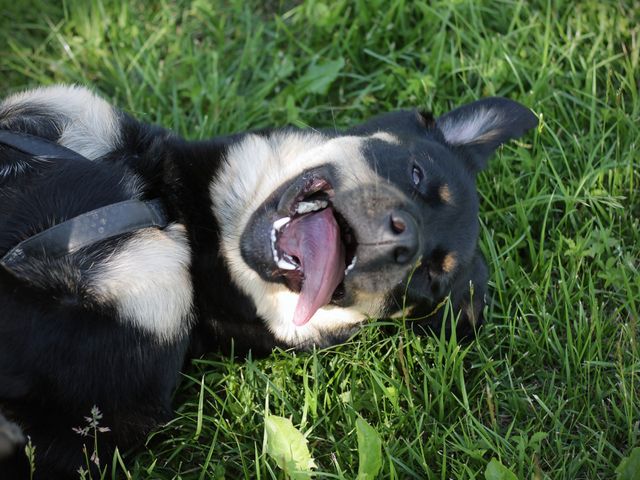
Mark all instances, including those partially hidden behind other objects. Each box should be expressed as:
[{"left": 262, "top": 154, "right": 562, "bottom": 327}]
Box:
[{"left": 0, "top": 85, "right": 537, "bottom": 478}]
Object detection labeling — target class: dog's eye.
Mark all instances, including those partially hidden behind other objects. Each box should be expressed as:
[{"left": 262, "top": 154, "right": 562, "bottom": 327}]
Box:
[{"left": 411, "top": 165, "right": 423, "bottom": 186}]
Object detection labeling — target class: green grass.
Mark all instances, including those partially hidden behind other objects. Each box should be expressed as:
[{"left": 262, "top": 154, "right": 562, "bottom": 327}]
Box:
[{"left": 2, "top": 0, "right": 639, "bottom": 478}]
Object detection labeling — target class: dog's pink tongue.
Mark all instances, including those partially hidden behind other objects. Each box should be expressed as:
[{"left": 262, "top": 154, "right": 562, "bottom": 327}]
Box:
[{"left": 278, "top": 208, "right": 345, "bottom": 326}]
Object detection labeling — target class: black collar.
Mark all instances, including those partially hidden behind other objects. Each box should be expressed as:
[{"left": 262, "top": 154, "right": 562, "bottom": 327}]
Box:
[
  {"left": 0, "top": 129, "right": 90, "bottom": 162},
  {"left": 0, "top": 129, "right": 169, "bottom": 275}
]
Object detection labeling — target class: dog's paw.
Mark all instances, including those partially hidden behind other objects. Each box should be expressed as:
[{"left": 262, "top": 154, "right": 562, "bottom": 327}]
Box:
[{"left": 0, "top": 416, "right": 25, "bottom": 460}]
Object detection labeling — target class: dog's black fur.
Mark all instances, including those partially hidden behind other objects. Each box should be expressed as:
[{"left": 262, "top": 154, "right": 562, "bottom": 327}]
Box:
[{"left": 0, "top": 86, "right": 537, "bottom": 478}]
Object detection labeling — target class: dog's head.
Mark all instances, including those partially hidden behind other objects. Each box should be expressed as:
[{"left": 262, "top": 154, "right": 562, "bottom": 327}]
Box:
[{"left": 212, "top": 98, "right": 537, "bottom": 347}]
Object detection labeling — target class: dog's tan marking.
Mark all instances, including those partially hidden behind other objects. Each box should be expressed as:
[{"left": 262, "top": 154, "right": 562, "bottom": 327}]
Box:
[
  {"left": 442, "top": 252, "right": 457, "bottom": 273},
  {"left": 439, "top": 184, "right": 453, "bottom": 204}
]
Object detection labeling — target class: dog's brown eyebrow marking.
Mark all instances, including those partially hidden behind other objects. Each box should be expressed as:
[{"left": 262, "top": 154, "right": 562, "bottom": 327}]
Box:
[
  {"left": 439, "top": 184, "right": 453, "bottom": 204},
  {"left": 442, "top": 252, "right": 457, "bottom": 273}
]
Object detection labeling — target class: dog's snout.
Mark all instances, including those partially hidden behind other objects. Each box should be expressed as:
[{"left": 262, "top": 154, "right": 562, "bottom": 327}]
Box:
[
  {"left": 388, "top": 210, "right": 418, "bottom": 265},
  {"left": 335, "top": 184, "right": 421, "bottom": 274}
]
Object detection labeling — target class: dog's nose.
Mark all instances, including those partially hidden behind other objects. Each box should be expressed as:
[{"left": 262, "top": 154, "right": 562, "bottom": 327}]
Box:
[{"left": 387, "top": 210, "right": 419, "bottom": 265}]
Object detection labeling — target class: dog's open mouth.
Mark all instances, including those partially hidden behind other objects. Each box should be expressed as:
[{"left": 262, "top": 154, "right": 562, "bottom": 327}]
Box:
[{"left": 269, "top": 176, "right": 358, "bottom": 326}]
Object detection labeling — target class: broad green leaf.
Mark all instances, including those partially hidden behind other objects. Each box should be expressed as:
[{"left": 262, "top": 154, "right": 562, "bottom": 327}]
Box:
[
  {"left": 616, "top": 447, "right": 640, "bottom": 480},
  {"left": 485, "top": 458, "right": 518, "bottom": 480},
  {"left": 529, "top": 432, "right": 548, "bottom": 446},
  {"left": 356, "top": 416, "right": 382, "bottom": 480},
  {"left": 297, "top": 58, "right": 345, "bottom": 95},
  {"left": 264, "top": 415, "right": 316, "bottom": 480}
]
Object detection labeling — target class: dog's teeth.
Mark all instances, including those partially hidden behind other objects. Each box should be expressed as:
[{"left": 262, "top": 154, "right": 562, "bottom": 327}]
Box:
[
  {"left": 296, "top": 200, "right": 328, "bottom": 214},
  {"left": 273, "top": 216, "right": 291, "bottom": 231},
  {"left": 277, "top": 254, "right": 299, "bottom": 271},
  {"left": 277, "top": 258, "right": 297, "bottom": 270},
  {"left": 344, "top": 255, "right": 357, "bottom": 275},
  {"left": 271, "top": 218, "right": 293, "bottom": 266},
  {"left": 270, "top": 227, "right": 278, "bottom": 262},
  {"left": 296, "top": 202, "right": 315, "bottom": 214},
  {"left": 284, "top": 253, "right": 299, "bottom": 265}
]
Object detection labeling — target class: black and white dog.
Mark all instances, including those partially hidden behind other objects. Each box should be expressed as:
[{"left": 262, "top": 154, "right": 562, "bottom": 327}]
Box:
[{"left": 0, "top": 85, "right": 537, "bottom": 478}]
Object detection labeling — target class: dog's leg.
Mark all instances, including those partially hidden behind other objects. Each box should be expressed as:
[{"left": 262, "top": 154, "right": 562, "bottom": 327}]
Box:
[{"left": 409, "top": 252, "right": 488, "bottom": 340}]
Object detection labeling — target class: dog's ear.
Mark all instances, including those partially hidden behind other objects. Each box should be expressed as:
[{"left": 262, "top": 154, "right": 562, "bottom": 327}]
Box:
[{"left": 436, "top": 97, "right": 538, "bottom": 173}]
